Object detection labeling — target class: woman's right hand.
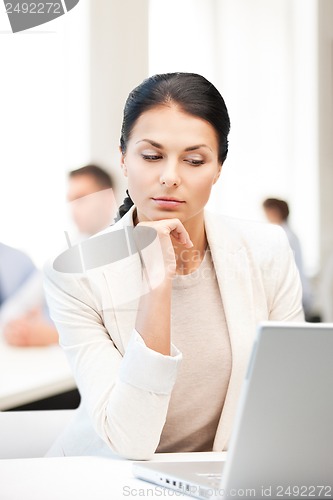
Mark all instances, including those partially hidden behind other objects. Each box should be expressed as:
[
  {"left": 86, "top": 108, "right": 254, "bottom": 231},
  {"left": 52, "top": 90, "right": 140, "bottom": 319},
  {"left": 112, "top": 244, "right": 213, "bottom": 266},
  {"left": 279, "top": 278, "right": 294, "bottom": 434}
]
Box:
[
  {"left": 133, "top": 219, "right": 193, "bottom": 355},
  {"left": 133, "top": 218, "right": 193, "bottom": 281}
]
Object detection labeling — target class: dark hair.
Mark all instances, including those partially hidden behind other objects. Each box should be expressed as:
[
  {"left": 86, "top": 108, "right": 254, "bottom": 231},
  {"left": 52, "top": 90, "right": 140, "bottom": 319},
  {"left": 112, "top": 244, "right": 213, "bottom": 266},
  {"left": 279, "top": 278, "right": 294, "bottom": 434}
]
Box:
[
  {"left": 118, "top": 72, "right": 231, "bottom": 218},
  {"left": 69, "top": 164, "right": 113, "bottom": 190},
  {"left": 263, "top": 198, "right": 290, "bottom": 221}
]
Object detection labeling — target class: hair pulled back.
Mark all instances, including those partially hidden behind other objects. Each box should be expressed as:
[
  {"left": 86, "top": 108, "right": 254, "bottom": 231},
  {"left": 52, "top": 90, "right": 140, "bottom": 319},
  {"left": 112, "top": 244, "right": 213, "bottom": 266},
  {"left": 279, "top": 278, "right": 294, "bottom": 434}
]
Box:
[{"left": 118, "top": 72, "right": 231, "bottom": 218}]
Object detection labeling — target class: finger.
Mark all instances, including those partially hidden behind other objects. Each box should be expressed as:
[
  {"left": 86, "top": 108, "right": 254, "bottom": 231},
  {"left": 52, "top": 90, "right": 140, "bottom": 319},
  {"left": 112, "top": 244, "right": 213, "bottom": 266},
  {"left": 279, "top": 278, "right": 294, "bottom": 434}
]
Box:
[
  {"left": 137, "top": 219, "right": 193, "bottom": 247},
  {"left": 168, "top": 222, "right": 193, "bottom": 247}
]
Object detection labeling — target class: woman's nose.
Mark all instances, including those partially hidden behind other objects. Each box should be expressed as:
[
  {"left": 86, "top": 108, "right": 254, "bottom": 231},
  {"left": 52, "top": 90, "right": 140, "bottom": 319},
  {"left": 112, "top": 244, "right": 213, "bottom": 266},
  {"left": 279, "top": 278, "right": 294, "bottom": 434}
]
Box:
[{"left": 159, "top": 161, "right": 181, "bottom": 187}]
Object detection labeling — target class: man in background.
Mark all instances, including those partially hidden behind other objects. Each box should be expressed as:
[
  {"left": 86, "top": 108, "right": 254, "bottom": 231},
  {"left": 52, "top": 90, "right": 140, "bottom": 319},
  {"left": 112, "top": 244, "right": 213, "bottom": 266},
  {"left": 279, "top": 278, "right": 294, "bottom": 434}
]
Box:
[
  {"left": 2, "top": 164, "right": 116, "bottom": 346},
  {"left": 263, "top": 198, "right": 313, "bottom": 320},
  {"left": 67, "top": 164, "right": 116, "bottom": 240}
]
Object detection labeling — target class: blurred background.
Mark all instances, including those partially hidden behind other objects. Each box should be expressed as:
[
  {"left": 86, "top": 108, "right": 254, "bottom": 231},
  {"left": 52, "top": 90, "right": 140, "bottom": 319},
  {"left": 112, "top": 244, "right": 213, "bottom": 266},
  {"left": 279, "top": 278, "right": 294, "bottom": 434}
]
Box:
[{"left": 0, "top": 0, "right": 332, "bottom": 318}]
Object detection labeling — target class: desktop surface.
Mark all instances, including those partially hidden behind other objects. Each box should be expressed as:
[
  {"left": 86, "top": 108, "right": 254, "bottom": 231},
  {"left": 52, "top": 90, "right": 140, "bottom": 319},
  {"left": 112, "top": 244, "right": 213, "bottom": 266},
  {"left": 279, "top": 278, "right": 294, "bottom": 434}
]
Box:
[
  {"left": 0, "top": 452, "right": 226, "bottom": 500},
  {"left": 0, "top": 332, "right": 76, "bottom": 410}
]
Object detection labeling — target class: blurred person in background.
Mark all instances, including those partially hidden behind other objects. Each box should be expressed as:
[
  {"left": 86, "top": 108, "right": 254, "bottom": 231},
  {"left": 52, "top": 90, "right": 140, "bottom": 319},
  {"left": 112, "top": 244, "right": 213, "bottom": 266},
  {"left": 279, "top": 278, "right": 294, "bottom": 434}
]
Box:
[
  {"left": 67, "top": 164, "right": 117, "bottom": 240},
  {"left": 262, "top": 198, "right": 314, "bottom": 320},
  {"left": 0, "top": 242, "right": 58, "bottom": 346},
  {"left": 1, "top": 165, "right": 116, "bottom": 347}
]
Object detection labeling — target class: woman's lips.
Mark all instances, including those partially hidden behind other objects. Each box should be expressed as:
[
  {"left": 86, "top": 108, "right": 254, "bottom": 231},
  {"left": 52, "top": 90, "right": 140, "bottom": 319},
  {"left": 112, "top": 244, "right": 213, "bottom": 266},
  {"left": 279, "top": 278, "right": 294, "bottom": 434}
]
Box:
[{"left": 152, "top": 198, "right": 185, "bottom": 208}]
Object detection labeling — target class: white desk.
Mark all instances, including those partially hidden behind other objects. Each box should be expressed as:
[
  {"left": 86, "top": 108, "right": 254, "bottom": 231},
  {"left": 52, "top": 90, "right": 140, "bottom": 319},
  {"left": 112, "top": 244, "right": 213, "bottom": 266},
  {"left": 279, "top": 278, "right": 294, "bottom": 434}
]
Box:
[
  {"left": 0, "top": 334, "right": 76, "bottom": 410},
  {"left": 0, "top": 452, "right": 227, "bottom": 500}
]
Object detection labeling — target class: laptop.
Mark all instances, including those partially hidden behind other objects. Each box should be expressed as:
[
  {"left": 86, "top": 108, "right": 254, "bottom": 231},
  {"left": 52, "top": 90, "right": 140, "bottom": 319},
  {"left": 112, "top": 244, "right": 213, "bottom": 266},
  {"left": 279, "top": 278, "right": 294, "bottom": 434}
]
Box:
[{"left": 133, "top": 322, "right": 333, "bottom": 499}]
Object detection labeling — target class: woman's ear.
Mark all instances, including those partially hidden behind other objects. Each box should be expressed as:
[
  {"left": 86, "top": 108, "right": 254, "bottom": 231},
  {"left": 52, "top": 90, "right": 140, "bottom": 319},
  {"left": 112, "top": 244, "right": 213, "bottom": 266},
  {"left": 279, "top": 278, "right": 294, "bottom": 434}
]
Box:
[{"left": 120, "top": 150, "right": 128, "bottom": 177}]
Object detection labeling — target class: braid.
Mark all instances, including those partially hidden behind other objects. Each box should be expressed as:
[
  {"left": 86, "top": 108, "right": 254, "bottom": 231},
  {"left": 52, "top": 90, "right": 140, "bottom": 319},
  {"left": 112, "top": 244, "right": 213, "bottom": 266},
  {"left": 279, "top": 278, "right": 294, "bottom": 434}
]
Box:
[{"left": 115, "top": 190, "right": 134, "bottom": 221}]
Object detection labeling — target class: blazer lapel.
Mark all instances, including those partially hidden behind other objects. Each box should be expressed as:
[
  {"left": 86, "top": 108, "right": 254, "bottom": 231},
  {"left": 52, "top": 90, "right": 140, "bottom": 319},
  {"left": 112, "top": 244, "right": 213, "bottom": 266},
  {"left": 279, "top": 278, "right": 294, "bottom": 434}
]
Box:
[{"left": 205, "top": 211, "right": 257, "bottom": 450}]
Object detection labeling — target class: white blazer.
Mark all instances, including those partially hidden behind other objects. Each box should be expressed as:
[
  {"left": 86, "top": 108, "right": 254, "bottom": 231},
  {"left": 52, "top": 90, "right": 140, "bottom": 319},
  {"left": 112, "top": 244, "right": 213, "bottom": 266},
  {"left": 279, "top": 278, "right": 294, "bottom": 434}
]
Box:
[{"left": 44, "top": 207, "right": 304, "bottom": 459}]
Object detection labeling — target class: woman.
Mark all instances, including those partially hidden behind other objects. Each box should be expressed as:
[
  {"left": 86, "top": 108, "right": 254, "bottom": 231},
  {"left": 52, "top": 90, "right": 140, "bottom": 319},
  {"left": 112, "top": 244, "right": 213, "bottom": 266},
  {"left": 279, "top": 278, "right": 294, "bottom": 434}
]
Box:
[{"left": 44, "top": 73, "right": 304, "bottom": 459}]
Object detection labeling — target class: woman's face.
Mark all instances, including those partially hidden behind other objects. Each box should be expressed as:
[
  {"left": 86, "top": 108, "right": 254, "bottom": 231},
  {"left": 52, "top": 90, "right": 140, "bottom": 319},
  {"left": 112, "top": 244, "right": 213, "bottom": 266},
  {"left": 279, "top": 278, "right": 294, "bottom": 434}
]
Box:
[{"left": 121, "top": 104, "right": 222, "bottom": 227}]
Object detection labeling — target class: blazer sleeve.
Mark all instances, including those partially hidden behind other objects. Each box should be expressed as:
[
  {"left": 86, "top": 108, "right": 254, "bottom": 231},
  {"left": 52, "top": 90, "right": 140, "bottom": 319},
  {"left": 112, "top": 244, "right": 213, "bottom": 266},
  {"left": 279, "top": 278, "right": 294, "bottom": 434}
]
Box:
[{"left": 43, "top": 259, "right": 182, "bottom": 460}]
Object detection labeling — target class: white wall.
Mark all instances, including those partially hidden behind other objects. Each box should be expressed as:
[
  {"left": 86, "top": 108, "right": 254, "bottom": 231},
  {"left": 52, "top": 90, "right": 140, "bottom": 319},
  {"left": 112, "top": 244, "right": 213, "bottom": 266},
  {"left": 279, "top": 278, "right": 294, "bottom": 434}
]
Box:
[
  {"left": 318, "top": 0, "right": 333, "bottom": 267},
  {"left": 213, "top": 0, "right": 319, "bottom": 275},
  {"left": 0, "top": 1, "right": 90, "bottom": 267},
  {"left": 149, "top": 0, "right": 217, "bottom": 82},
  {"left": 1, "top": 0, "right": 331, "bottom": 279},
  {"left": 149, "top": 0, "right": 321, "bottom": 276},
  {"left": 89, "top": 0, "right": 149, "bottom": 206},
  {"left": 0, "top": 0, "right": 149, "bottom": 267}
]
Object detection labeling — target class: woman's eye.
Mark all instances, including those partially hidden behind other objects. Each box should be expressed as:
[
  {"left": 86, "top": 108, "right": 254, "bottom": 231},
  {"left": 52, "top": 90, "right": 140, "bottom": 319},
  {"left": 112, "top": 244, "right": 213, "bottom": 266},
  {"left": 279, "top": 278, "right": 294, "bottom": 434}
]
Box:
[
  {"left": 142, "top": 154, "right": 162, "bottom": 161},
  {"left": 185, "top": 158, "right": 205, "bottom": 166}
]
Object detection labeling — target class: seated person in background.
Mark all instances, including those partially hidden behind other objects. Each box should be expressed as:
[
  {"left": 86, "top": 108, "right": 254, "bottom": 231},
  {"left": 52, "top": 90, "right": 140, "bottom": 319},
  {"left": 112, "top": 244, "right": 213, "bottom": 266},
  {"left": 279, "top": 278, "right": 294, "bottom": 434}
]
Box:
[
  {"left": 67, "top": 164, "right": 117, "bottom": 239},
  {"left": 262, "top": 198, "right": 313, "bottom": 320},
  {"left": 0, "top": 242, "right": 58, "bottom": 347},
  {"left": 3, "top": 165, "right": 115, "bottom": 346}
]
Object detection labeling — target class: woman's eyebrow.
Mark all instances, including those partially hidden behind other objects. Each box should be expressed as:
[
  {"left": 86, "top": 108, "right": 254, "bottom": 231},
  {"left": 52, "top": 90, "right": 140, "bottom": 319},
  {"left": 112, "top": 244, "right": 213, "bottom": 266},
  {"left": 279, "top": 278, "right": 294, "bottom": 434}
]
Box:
[
  {"left": 135, "top": 139, "right": 212, "bottom": 152},
  {"left": 184, "top": 144, "right": 213, "bottom": 152},
  {"left": 135, "top": 139, "right": 162, "bottom": 148}
]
